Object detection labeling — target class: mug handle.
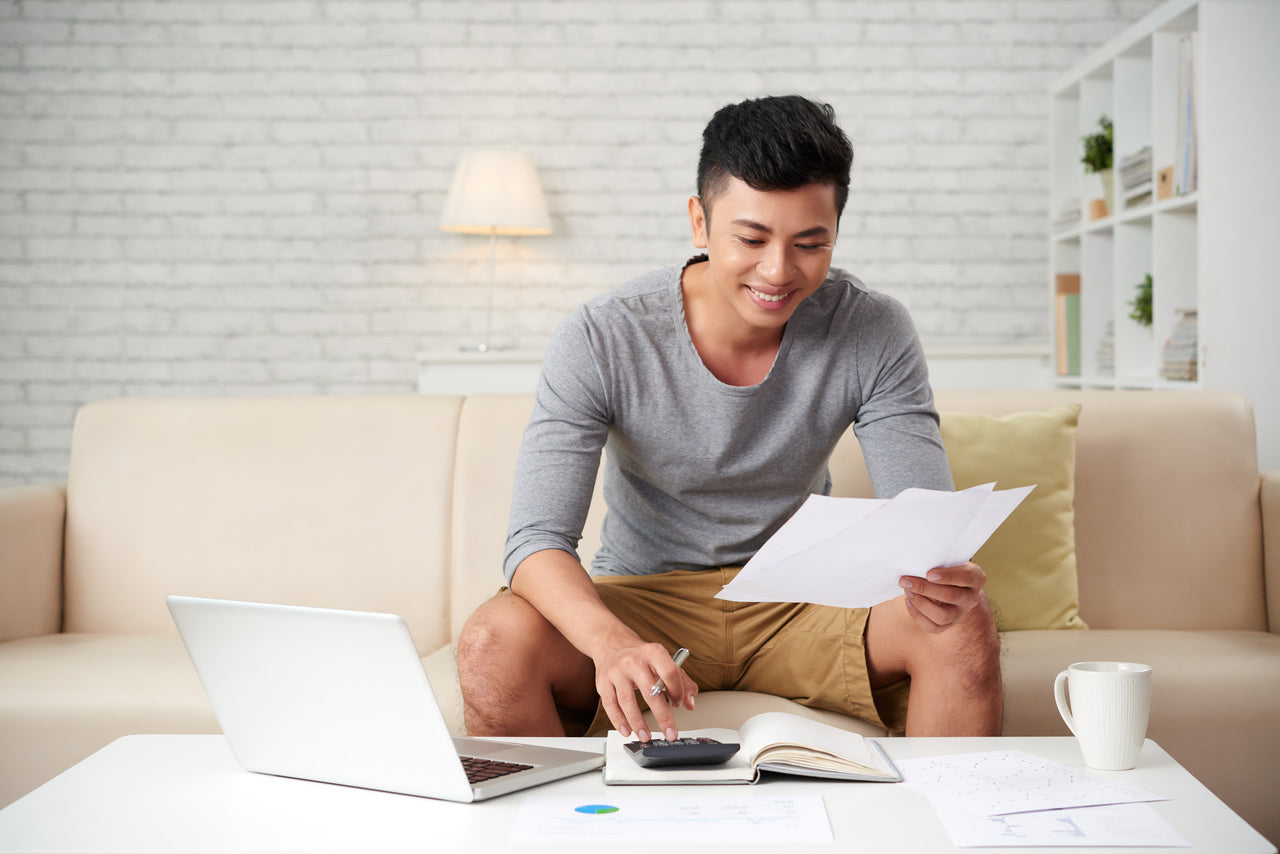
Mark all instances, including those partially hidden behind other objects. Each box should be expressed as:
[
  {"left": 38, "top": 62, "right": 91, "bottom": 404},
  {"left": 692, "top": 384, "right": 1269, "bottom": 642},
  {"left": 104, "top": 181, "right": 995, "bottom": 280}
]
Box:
[{"left": 1054, "top": 669, "right": 1078, "bottom": 737}]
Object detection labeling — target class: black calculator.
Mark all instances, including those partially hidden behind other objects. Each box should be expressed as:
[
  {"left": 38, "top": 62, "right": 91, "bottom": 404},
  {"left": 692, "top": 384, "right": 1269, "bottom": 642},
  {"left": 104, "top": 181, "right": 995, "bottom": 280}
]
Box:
[{"left": 623, "top": 736, "right": 741, "bottom": 768}]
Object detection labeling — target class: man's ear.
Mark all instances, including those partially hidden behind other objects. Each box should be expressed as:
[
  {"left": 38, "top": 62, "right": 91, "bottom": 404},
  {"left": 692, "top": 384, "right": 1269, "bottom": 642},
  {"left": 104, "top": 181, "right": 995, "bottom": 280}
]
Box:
[{"left": 687, "top": 196, "right": 709, "bottom": 249}]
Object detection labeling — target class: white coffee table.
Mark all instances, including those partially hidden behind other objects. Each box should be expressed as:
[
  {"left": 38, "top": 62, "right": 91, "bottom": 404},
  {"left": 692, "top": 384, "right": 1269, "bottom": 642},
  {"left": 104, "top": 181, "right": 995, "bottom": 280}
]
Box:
[{"left": 0, "top": 735, "right": 1271, "bottom": 853}]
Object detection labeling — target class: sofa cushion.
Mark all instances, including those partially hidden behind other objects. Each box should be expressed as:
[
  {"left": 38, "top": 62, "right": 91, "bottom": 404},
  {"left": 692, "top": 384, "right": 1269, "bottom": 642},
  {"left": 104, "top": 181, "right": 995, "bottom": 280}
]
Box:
[
  {"left": 0, "top": 633, "right": 219, "bottom": 807},
  {"left": 940, "top": 405, "right": 1085, "bottom": 631},
  {"left": 449, "top": 394, "right": 611, "bottom": 640},
  {"left": 62, "top": 396, "right": 464, "bottom": 653},
  {"left": 933, "top": 390, "right": 1266, "bottom": 632},
  {"left": 0, "top": 484, "right": 64, "bottom": 644}
]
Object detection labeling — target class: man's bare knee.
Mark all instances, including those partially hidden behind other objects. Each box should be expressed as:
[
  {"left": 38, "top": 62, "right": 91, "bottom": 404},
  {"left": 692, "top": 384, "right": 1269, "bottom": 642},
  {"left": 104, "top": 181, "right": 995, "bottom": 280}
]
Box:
[
  {"left": 458, "top": 595, "right": 537, "bottom": 672},
  {"left": 457, "top": 597, "right": 543, "bottom": 729},
  {"left": 457, "top": 595, "right": 560, "bottom": 693},
  {"left": 947, "top": 594, "right": 1001, "bottom": 676},
  {"left": 898, "top": 593, "right": 1002, "bottom": 697},
  {"left": 457, "top": 593, "right": 597, "bottom": 736},
  {"left": 868, "top": 593, "right": 998, "bottom": 685}
]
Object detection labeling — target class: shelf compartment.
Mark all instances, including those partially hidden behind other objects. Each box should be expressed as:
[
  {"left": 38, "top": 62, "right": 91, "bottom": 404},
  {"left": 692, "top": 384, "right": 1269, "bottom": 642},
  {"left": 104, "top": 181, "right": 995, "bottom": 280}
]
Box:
[
  {"left": 1079, "top": 230, "right": 1114, "bottom": 379},
  {"left": 1113, "top": 219, "right": 1156, "bottom": 380}
]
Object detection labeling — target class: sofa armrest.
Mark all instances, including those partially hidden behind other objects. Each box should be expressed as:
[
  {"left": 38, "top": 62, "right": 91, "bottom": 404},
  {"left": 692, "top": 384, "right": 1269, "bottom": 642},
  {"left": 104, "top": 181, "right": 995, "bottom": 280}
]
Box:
[
  {"left": 1264, "top": 471, "right": 1280, "bottom": 634},
  {"left": 0, "top": 484, "right": 66, "bottom": 643}
]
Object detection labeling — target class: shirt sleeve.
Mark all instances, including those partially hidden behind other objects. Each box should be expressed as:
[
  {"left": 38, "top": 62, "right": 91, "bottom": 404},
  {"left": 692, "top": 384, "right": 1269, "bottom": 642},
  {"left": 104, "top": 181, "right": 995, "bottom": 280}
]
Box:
[
  {"left": 851, "top": 295, "right": 954, "bottom": 498},
  {"left": 502, "top": 308, "right": 611, "bottom": 584}
]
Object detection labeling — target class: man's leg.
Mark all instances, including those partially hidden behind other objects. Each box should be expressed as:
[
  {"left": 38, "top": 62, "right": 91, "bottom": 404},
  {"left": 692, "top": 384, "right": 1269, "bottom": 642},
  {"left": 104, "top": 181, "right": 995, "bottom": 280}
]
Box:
[
  {"left": 865, "top": 592, "right": 1003, "bottom": 736},
  {"left": 456, "top": 591, "right": 599, "bottom": 736}
]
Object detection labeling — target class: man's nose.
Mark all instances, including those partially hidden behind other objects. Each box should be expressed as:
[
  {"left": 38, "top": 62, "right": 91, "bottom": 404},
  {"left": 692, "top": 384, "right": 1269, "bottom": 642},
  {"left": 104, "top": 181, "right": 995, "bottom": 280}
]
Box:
[{"left": 757, "top": 244, "right": 794, "bottom": 283}]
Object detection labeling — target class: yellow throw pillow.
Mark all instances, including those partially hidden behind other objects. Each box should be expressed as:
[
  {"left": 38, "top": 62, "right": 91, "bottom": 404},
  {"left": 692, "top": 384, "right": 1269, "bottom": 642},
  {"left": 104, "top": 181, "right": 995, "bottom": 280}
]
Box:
[{"left": 940, "top": 405, "right": 1087, "bottom": 631}]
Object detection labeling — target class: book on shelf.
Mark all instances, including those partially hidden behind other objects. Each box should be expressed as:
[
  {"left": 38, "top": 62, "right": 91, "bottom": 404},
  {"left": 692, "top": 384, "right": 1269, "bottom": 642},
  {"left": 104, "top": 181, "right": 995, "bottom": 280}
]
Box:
[
  {"left": 1095, "top": 320, "right": 1116, "bottom": 377},
  {"left": 1124, "top": 187, "right": 1153, "bottom": 208},
  {"left": 604, "top": 712, "right": 902, "bottom": 786},
  {"left": 1161, "top": 308, "right": 1198, "bottom": 381},
  {"left": 1055, "top": 273, "right": 1081, "bottom": 376},
  {"left": 1053, "top": 198, "right": 1081, "bottom": 231},
  {"left": 1126, "top": 148, "right": 1157, "bottom": 197},
  {"left": 1119, "top": 145, "right": 1152, "bottom": 186},
  {"left": 1119, "top": 146, "right": 1153, "bottom": 208},
  {"left": 1174, "top": 32, "right": 1199, "bottom": 195}
]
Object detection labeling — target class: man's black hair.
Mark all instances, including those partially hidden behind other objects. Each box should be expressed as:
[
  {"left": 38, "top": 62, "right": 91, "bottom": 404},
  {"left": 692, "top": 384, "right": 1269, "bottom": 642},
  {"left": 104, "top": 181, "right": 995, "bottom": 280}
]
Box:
[{"left": 696, "top": 95, "right": 853, "bottom": 221}]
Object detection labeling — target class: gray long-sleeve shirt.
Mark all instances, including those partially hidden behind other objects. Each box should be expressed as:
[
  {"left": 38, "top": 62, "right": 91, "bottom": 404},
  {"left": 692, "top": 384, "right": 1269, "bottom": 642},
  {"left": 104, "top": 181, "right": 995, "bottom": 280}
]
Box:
[{"left": 503, "top": 260, "right": 953, "bottom": 584}]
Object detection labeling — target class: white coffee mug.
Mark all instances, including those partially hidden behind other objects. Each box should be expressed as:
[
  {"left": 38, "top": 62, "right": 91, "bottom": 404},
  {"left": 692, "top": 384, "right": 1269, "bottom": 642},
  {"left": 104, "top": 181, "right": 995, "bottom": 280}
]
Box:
[{"left": 1054, "top": 661, "right": 1151, "bottom": 770}]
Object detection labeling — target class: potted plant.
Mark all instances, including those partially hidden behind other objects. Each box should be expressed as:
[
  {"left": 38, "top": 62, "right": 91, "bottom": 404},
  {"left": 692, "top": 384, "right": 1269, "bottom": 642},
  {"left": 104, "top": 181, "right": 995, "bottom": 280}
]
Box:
[
  {"left": 1129, "top": 274, "right": 1153, "bottom": 327},
  {"left": 1081, "top": 115, "right": 1114, "bottom": 219}
]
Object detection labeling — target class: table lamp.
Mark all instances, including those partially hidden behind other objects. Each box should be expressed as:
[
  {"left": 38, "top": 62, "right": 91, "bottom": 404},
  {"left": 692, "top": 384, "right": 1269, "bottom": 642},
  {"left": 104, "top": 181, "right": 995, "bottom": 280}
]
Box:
[{"left": 439, "top": 150, "right": 552, "bottom": 351}]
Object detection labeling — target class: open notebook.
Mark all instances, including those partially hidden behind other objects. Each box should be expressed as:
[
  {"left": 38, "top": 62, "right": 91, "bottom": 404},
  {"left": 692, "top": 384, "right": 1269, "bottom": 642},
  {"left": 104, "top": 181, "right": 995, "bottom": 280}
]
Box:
[{"left": 605, "top": 711, "right": 901, "bottom": 785}]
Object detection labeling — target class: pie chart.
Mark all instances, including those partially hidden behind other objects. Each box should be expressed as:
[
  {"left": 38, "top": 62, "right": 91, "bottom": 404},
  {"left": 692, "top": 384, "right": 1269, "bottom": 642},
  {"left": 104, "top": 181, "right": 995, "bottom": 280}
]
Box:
[{"left": 573, "top": 804, "right": 621, "bottom": 815}]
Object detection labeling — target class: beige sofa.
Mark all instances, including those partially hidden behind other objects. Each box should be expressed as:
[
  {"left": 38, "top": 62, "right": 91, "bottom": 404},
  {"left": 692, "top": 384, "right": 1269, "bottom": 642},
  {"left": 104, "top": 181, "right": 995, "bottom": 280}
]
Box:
[{"left": 1, "top": 391, "right": 1277, "bottom": 843}]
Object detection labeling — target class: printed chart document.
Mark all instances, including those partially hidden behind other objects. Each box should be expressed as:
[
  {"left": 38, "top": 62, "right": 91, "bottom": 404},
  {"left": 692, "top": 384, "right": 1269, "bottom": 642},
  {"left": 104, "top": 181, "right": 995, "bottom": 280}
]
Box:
[
  {"left": 897, "top": 751, "right": 1187, "bottom": 848},
  {"left": 897, "top": 750, "right": 1168, "bottom": 816},
  {"left": 511, "top": 793, "right": 832, "bottom": 845},
  {"left": 931, "top": 802, "right": 1189, "bottom": 848},
  {"left": 604, "top": 711, "right": 900, "bottom": 785},
  {"left": 717, "top": 483, "right": 1033, "bottom": 609}
]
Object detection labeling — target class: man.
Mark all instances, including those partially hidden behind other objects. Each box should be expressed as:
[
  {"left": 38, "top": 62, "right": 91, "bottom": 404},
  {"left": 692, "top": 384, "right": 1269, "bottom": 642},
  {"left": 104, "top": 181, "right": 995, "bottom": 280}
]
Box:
[{"left": 457, "top": 95, "right": 1001, "bottom": 745}]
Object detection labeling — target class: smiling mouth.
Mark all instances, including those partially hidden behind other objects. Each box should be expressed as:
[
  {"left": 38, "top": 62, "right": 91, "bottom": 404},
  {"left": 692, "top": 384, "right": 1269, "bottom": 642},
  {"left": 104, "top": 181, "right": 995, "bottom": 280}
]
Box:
[{"left": 747, "top": 285, "right": 793, "bottom": 304}]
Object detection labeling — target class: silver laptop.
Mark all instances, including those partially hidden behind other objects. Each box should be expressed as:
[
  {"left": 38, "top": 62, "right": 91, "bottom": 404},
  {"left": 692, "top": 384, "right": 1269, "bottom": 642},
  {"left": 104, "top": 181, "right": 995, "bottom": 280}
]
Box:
[{"left": 166, "top": 595, "right": 603, "bottom": 802}]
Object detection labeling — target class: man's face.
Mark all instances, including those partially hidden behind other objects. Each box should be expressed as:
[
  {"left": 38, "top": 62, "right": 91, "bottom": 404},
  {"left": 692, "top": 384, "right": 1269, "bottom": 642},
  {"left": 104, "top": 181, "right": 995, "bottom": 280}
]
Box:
[{"left": 688, "top": 176, "right": 838, "bottom": 337}]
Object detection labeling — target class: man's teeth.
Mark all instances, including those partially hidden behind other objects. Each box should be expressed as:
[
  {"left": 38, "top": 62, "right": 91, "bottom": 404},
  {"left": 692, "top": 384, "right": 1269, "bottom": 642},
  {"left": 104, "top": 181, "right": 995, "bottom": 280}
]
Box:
[{"left": 749, "top": 287, "right": 787, "bottom": 302}]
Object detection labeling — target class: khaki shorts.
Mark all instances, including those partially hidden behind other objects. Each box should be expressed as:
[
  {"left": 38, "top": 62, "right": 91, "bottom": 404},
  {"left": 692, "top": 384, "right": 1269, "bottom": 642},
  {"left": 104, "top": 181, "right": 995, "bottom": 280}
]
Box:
[{"left": 578, "top": 567, "right": 909, "bottom": 735}]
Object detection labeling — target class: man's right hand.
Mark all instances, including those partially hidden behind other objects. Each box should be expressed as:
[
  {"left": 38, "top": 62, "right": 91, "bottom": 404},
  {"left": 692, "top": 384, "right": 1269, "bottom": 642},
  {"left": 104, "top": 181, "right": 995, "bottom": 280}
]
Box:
[
  {"left": 509, "top": 550, "right": 698, "bottom": 743},
  {"left": 593, "top": 639, "right": 698, "bottom": 743}
]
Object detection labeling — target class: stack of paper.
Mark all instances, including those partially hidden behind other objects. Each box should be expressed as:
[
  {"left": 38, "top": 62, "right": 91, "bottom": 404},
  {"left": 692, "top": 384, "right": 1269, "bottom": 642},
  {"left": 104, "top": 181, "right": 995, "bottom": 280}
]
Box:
[
  {"left": 897, "top": 751, "right": 1188, "bottom": 848},
  {"left": 1119, "top": 145, "right": 1153, "bottom": 207},
  {"left": 716, "top": 483, "right": 1032, "bottom": 609},
  {"left": 1160, "top": 309, "right": 1198, "bottom": 382},
  {"left": 1094, "top": 320, "right": 1115, "bottom": 377}
]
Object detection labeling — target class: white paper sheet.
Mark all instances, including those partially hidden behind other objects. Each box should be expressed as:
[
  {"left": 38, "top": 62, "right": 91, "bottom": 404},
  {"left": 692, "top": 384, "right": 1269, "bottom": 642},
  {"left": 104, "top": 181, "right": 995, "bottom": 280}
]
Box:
[
  {"left": 509, "top": 793, "right": 832, "bottom": 844},
  {"left": 897, "top": 751, "right": 1168, "bottom": 816},
  {"left": 932, "top": 801, "right": 1190, "bottom": 848},
  {"left": 717, "top": 483, "right": 1033, "bottom": 608}
]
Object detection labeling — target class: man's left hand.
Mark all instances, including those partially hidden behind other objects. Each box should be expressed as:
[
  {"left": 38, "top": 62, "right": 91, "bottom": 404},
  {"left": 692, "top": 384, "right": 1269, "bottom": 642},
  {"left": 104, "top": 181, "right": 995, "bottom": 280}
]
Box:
[{"left": 898, "top": 561, "right": 987, "bottom": 634}]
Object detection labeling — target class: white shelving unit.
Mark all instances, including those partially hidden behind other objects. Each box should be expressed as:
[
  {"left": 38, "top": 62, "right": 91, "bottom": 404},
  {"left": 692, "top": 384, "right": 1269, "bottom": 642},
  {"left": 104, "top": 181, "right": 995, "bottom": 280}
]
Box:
[{"left": 1048, "top": 0, "right": 1280, "bottom": 469}]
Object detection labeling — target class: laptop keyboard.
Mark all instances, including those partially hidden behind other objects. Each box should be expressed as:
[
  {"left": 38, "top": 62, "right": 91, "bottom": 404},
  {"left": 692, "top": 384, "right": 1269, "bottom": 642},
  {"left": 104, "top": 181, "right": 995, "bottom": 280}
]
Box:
[{"left": 460, "top": 755, "right": 534, "bottom": 784}]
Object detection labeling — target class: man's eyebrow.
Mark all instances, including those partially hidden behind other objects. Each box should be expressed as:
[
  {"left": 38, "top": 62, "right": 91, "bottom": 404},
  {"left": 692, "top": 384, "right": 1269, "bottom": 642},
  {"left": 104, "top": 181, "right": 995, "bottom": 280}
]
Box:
[{"left": 731, "top": 219, "right": 832, "bottom": 239}]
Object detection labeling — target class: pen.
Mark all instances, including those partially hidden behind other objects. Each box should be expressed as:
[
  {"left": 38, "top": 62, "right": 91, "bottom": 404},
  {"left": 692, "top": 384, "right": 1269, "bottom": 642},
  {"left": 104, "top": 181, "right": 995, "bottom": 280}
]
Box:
[{"left": 648, "top": 647, "right": 690, "bottom": 698}]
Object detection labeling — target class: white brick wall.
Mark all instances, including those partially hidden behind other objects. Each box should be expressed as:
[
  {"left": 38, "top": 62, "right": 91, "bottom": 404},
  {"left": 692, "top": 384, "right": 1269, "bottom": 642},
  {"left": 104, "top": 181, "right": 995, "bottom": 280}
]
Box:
[{"left": 1, "top": 0, "right": 1162, "bottom": 484}]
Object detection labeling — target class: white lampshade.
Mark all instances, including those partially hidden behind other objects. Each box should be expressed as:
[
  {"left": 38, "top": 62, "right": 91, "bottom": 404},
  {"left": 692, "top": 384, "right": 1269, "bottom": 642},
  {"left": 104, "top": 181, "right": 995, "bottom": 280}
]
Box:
[{"left": 439, "top": 150, "right": 552, "bottom": 236}]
